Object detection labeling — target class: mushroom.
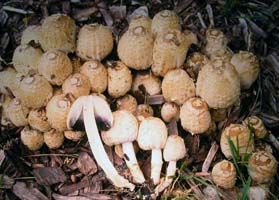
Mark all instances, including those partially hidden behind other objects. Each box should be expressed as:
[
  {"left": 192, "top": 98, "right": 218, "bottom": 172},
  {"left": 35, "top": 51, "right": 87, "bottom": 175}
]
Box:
[
  {"left": 117, "top": 26, "right": 153, "bottom": 70},
  {"left": 102, "top": 110, "right": 145, "bottom": 184},
  {"left": 21, "top": 25, "right": 43, "bottom": 45},
  {"left": 135, "top": 104, "right": 154, "bottom": 123},
  {"left": 28, "top": 108, "right": 51, "bottom": 132},
  {"left": 204, "top": 29, "right": 228, "bottom": 58},
  {"left": 132, "top": 72, "right": 161, "bottom": 96},
  {"left": 116, "top": 94, "right": 138, "bottom": 115},
  {"left": 21, "top": 126, "right": 44, "bottom": 151},
  {"left": 77, "top": 24, "right": 113, "bottom": 61},
  {"left": 129, "top": 15, "right": 152, "bottom": 31},
  {"left": 186, "top": 52, "right": 209, "bottom": 79},
  {"left": 161, "top": 102, "right": 180, "bottom": 123},
  {"left": 210, "top": 108, "right": 227, "bottom": 122},
  {"left": 248, "top": 186, "right": 270, "bottom": 200},
  {"left": 67, "top": 95, "right": 135, "bottom": 190},
  {"left": 137, "top": 117, "right": 168, "bottom": 185},
  {"left": 243, "top": 116, "right": 267, "bottom": 139},
  {"left": 1, "top": 95, "right": 13, "bottom": 127},
  {"left": 64, "top": 130, "right": 85, "bottom": 142},
  {"left": 0, "top": 67, "right": 17, "bottom": 95},
  {"left": 7, "top": 98, "right": 29, "bottom": 127},
  {"left": 44, "top": 129, "right": 65, "bottom": 149},
  {"left": 155, "top": 135, "right": 186, "bottom": 194}
]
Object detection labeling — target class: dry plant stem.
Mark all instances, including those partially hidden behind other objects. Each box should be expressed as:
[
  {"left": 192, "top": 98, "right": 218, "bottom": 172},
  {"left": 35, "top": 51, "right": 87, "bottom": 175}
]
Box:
[
  {"left": 267, "top": 132, "right": 279, "bottom": 152},
  {"left": 122, "top": 142, "right": 145, "bottom": 183},
  {"left": 202, "top": 142, "right": 219, "bottom": 173},
  {"left": 151, "top": 149, "right": 163, "bottom": 185},
  {"left": 83, "top": 96, "right": 135, "bottom": 190},
  {"left": 155, "top": 161, "right": 176, "bottom": 194}
]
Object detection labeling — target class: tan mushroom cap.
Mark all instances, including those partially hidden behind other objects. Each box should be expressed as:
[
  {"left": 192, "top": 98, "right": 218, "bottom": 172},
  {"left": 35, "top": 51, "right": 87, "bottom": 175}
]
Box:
[
  {"left": 28, "top": 109, "right": 51, "bottom": 132},
  {"left": 248, "top": 151, "right": 278, "bottom": 184},
  {"left": 137, "top": 117, "right": 168, "bottom": 150},
  {"left": 135, "top": 104, "right": 154, "bottom": 122},
  {"left": 162, "top": 69, "right": 195, "bottom": 105},
  {"left": 152, "top": 29, "right": 197, "bottom": 77},
  {"left": 7, "top": 98, "right": 29, "bottom": 127},
  {"left": 129, "top": 15, "right": 152, "bottom": 31},
  {"left": 40, "top": 14, "right": 76, "bottom": 53},
  {"left": 80, "top": 60, "right": 108, "bottom": 93},
  {"left": 211, "top": 160, "right": 236, "bottom": 189},
  {"left": 0, "top": 67, "right": 17, "bottom": 95},
  {"left": 196, "top": 59, "right": 240, "bottom": 109},
  {"left": 12, "top": 44, "right": 43, "bottom": 75},
  {"left": 62, "top": 73, "right": 91, "bottom": 98},
  {"left": 102, "top": 110, "right": 138, "bottom": 146},
  {"left": 46, "top": 94, "right": 72, "bottom": 131},
  {"left": 161, "top": 102, "right": 180, "bottom": 123},
  {"left": 180, "top": 97, "right": 211, "bottom": 134},
  {"left": 16, "top": 74, "right": 53, "bottom": 109},
  {"left": 204, "top": 29, "right": 228, "bottom": 57},
  {"left": 243, "top": 116, "right": 267, "bottom": 139},
  {"left": 44, "top": 129, "right": 65, "bottom": 149},
  {"left": 132, "top": 72, "right": 161, "bottom": 96},
  {"left": 151, "top": 10, "right": 181, "bottom": 36},
  {"left": 220, "top": 124, "right": 254, "bottom": 159},
  {"left": 163, "top": 135, "right": 186, "bottom": 162},
  {"left": 64, "top": 130, "right": 85, "bottom": 142},
  {"left": 118, "top": 26, "right": 153, "bottom": 70},
  {"left": 21, "top": 127, "right": 44, "bottom": 151},
  {"left": 77, "top": 24, "right": 113, "bottom": 61},
  {"left": 21, "top": 25, "right": 43, "bottom": 45},
  {"left": 116, "top": 94, "right": 138, "bottom": 115},
  {"left": 186, "top": 52, "right": 209, "bottom": 77},
  {"left": 230, "top": 51, "right": 260, "bottom": 89},
  {"left": 108, "top": 61, "right": 132, "bottom": 98},
  {"left": 38, "top": 50, "right": 73, "bottom": 86}
]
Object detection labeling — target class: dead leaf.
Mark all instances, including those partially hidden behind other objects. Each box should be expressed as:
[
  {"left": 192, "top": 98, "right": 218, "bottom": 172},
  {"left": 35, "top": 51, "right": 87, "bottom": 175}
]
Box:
[
  {"left": 127, "top": 6, "right": 149, "bottom": 22},
  {"left": 33, "top": 167, "right": 67, "bottom": 185},
  {"left": 109, "top": 6, "right": 126, "bottom": 21},
  {"left": 0, "top": 174, "right": 14, "bottom": 189},
  {"left": 12, "top": 181, "right": 48, "bottom": 200},
  {"left": 77, "top": 152, "right": 98, "bottom": 175}
]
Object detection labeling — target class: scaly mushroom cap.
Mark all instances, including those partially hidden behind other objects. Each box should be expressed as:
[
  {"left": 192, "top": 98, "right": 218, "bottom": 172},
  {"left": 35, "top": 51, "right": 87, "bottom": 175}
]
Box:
[
  {"left": 211, "top": 160, "right": 236, "bottom": 189},
  {"left": 186, "top": 52, "right": 209, "bottom": 77},
  {"left": 162, "top": 69, "right": 195, "bottom": 105},
  {"left": 21, "top": 25, "right": 43, "bottom": 45},
  {"left": 12, "top": 44, "right": 43, "bottom": 75},
  {"left": 46, "top": 94, "right": 72, "bottom": 131},
  {"left": 163, "top": 135, "right": 186, "bottom": 162},
  {"left": 196, "top": 59, "right": 240, "bottom": 109},
  {"left": 220, "top": 124, "right": 254, "bottom": 159},
  {"left": 7, "top": 98, "right": 29, "bottom": 127},
  {"left": 28, "top": 109, "right": 51, "bottom": 132},
  {"left": 80, "top": 60, "right": 108, "bottom": 93},
  {"left": 0, "top": 67, "right": 17, "bottom": 95},
  {"left": 161, "top": 102, "right": 180, "bottom": 123},
  {"left": 38, "top": 50, "right": 73, "bottom": 86},
  {"left": 40, "top": 14, "right": 76, "bottom": 53},
  {"left": 243, "top": 116, "right": 267, "bottom": 139},
  {"left": 44, "top": 129, "right": 65, "bottom": 149},
  {"left": 77, "top": 24, "right": 113, "bottom": 61},
  {"left": 230, "top": 51, "right": 260, "bottom": 89},
  {"left": 152, "top": 30, "right": 197, "bottom": 77},
  {"left": 107, "top": 61, "right": 132, "bottom": 98},
  {"left": 210, "top": 49, "right": 232, "bottom": 61},
  {"left": 204, "top": 29, "right": 228, "bottom": 57},
  {"left": 137, "top": 117, "right": 168, "bottom": 150},
  {"left": 116, "top": 94, "right": 138, "bottom": 115},
  {"left": 248, "top": 151, "right": 278, "bottom": 184},
  {"left": 62, "top": 73, "right": 91, "bottom": 98},
  {"left": 118, "top": 26, "right": 153, "bottom": 70},
  {"left": 16, "top": 74, "right": 53, "bottom": 109},
  {"left": 211, "top": 108, "right": 227, "bottom": 122},
  {"left": 132, "top": 72, "right": 161, "bottom": 95},
  {"left": 129, "top": 15, "right": 152, "bottom": 31},
  {"left": 102, "top": 110, "right": 138, "bottom": 146},
  {"left": 135, "top": 104, "right": 154, "bottom": 122},
  {"left": 151, "top": 10, "right": 181, "bottom": 36},
  {"left": 64, "top": 130, "right": 85, "bottom": 142},
  {"left": 21, "top": 126, "right": 44, "bottom": 151},
  {"left": 180, "top": 97, "right": 211, "bottom": 134}
]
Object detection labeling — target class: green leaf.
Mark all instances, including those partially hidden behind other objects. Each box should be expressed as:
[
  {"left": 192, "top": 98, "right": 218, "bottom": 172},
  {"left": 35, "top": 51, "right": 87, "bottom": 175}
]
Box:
[{"left": 242, "top": 176, "right": 251, "bottom": 200}]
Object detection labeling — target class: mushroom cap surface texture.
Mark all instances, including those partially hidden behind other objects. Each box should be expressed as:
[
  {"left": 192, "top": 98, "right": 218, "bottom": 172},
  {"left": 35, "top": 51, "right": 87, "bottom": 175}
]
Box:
[
  {"left": 204, "top": 29, "right": 228, "bottom": 57},
  {"left": 129, "top": 15, "right": 152, "bottom": 31},
  {"left": 21, "top": 25, "right": 43, "bottom": 45},
  {"left": 21, "top": 127, "right": 44, "bottom": 151},
  {"left": 132, "top": 72, "right": 161, "bottom": 96},
  {"left": 7, "top": 98, "right": 29, "bottom": 127},
  {"left": 28, "top": 109, "right": 51, "bottom": 132},
  {"left": 161, "top": 102, "right": 180, "bottom": 123},
  {"left": 116, "top": 94, "right": 138, "bottom": 115},
  {"left": 44, "top": 129, "right": 65, "bottom": 149},
  {"left": 243, "top": 116, "right": 267, "bottom": 139},
  {"left": 0, "top": 67, "right": 18, "bottom": 94},
  {"left": 163, "top": 135, "right": 186, "bottom": 162},
  {"left": 135, "top": 104, "right": 154, "bottom": 122}
]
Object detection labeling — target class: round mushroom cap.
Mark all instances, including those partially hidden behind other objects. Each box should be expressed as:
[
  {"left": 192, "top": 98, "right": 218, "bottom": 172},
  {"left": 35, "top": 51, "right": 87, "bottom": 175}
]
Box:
[
  {"left": 204, "top": 29, "right": 228, "bottom": 57},
  {"left": 64, "top": 130, "right": 85, "bottom": 142},
  {"left": 117, "top": 26, "right": 153, "bottom": 70},
  {"left": 102, "top": 110, "right": 138, "bottom": 146},
  {"left": 151, "top": 10, "right": 181, "bottom": 36},
  {"left": 163, "top": 135, "right": 186, "bottom": 162},
  {"left": 132, "top": 72, "right": 161, "bottom": 96},
  {"left": 12, "top": 44, "right": 43, "bottom": 75},
  {"left": 211, "top": 160, "right": 236, "bottom": 189},
  {"left": 180, "top": 97, "right": 211, "bottom": 134},
  {"left": 21, "top": 127, "right": 44, "bottom": 151},
  {"left": 161, "top": 102, "right": 180, "bottom": 123},
  {"left": 186, "top": 52, "right": 209, "bottom": 78},
  {"left": 135, "top": 104, "right": 154, "bottom": 122},
  {"left": 44, "top": 129, "right": 65, "bottom": 149},
  {"left": 21, "top": 25, "right": 43, "bottom": 45},
  {"left": 116, "top": 94, "right": 138, "bottom": 115},
  {"left": 7, "top": 98, "right": 29, "bottom": 127},
  {"left": 196, "top": 59, "right": 240, "bottom": 109},
  {"left": 38, "top": 50, "right": 73, "bottom": 86},
  {"left": 137, "top": 117, "right": 168, "bottom": 150},
  {"left": 28, "top": 108, "right": 51, "bottom": 132},
  {"left": 162, "top": 69, "right": 195, "bottom": 105},
  {"left": 80, "top": 60, "right": 108, "bottom": 93},
  {"left": 129, "top": 15, "right": 152, "bottom": 31},
  {"left": 230, "top": 51, "right": 260, "bottom": 89},
  {"left": 77, "top": 24, "right": 113, "bottom": 61},
  {"left": 0, "top": 67, "right": 18, "bottom": 95},
  {"left": 243, "top": 116, "right": 267, "bottom": 139},
  {"left": 40, "top": 14, "right": 76, "bottom": 53}
]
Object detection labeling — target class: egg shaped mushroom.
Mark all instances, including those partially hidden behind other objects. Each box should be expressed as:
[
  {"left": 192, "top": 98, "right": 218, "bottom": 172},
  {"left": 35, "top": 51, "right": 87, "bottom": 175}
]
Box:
[
  {"left": 186, "top": 52, "right": 209, "bottom": 79},
  {"left": 44, "top": 129, "right": 65, "bottom": 149},
  {"left": 21, "top": 126, "right": 44, "bottom": 151},
  {"left": 28, "top": 108, "right": 51, "bottom": 132},
  {"left": 116, "top": 94, "right": 138, "bottom": 115},
  {"left": 180, "top": 97, "right": 211, "bottom": 134},
  {"left": 40, "top": 14, "right": 76, "bottom": 53},
  {"left": 0, "top": 67, "right": 18, "bottom": 95},
  {"left": 77, "top": 24, "right": 113, "bottom": 61},
  {"left": 220, "top": 124, "right": 253, "bottom": 159},
  {"left": 132, "top": 72, "right": 161, "bottom": 96},
  {"left": 196, "top": 59, "right": 240, "bottom": 109},
  {"left": 230, "top": 51, "right": 260, "bottom": 89},
  {"left": 7, "top": 98, "right": 29, "bottom": 127},
  {"left": 135, "top": 104, "right": 154, "bottom": 123},
  {"left": 162, "top": 69, "right": 195, "bottom": 105},
  {"left": 80, "top": 60, "right": 108, "bottom": 93},
  {"left": 243, "top": 116, "right": 267, "bottom": 139},
  {"left": 21, "top": 25, "right": 43, "bottom": 45},
  {"left": 211, "top": 160, "right": 236, "bottom": 189},
  {"left": 129, "top": 15, "right": 152, "bottom": 31},
  {"left": 64, "top": 130, "right": 85, "bottom": 142},
  {"left": 204, "top": 29, "right": 228, "bottom": 57},
  {"left": 161, "top": 102, "right": 180, "bottom": 123}
]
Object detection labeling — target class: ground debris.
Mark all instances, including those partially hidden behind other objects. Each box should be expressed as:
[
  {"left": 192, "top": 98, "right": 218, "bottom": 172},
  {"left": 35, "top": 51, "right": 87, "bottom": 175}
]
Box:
[
  {"left": 77, "top": 152, "right": 98, "bottom": 175},
  {"left": 12, "top": 181, "right": 48, "bottom": 200},
  {"left": 33, "top": 167, "right": 67, "bottom": 185}
]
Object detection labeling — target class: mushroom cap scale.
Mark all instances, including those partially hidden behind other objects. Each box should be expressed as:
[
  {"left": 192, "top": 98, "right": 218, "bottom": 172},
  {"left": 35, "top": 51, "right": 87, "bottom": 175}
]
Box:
[
  {"left": 163, "top": 135, "right": 186, "bottom": 162},
  {"left": 20, "top": 127, "right": 44, "bottom": 151},
  {"left": 44, "top": 129, "right": 64, "bottom": 149},
  {"left": 0, "top": 67, "right": 18, "bottom": 95},
  {"left": 28, "top": 109, "right": 51, "bottom": 132},
  {"left": 132, "top": 72, "right": 161, "bottom": 96},
  {"left": 116, "top": 94, "right": 138, "bottom": 115},
  {"left": 7, "top": 98, "right": 29, "bottom": 127},
  {"left": 204, "top": 29, "right": 228, "bottom": 57},
  {"left": 243, "top": 116, "right": 267, "bottom": 139}
]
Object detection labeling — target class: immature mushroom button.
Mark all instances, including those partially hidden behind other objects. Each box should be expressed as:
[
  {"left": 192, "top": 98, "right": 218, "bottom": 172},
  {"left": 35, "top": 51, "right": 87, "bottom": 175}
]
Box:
[{"left": 102, "top": 110, "right": 145, "bottom": 184}]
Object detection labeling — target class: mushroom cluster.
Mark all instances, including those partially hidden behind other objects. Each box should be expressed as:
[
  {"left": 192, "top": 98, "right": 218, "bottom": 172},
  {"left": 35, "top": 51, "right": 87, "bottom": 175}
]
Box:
[{"left": 2, "top": 9, "right": 276, "bottom": 198}]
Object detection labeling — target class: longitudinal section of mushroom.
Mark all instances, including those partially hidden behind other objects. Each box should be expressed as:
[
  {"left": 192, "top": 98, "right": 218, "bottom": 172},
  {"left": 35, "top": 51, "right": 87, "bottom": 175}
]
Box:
[{"left": 67, "top": 95, "right": 135, "bottom": 190}]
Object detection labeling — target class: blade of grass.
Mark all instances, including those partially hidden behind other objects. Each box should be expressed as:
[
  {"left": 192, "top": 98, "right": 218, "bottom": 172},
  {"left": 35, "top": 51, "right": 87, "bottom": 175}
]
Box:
[{"left": 242, "top": 176, "right": 251, "bottom": 200}]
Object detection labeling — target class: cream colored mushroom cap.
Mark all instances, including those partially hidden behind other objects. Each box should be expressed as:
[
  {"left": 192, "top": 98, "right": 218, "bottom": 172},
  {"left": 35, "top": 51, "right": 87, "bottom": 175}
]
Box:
[
  {"left": 204, "top": 29, "right": 228, "bottom": 57},
  {"left": 0, "top": 67, "right": 17, "bottom": 94},
  {"left": 7, "top": 98, "right": 29, "bottom": 127},
  {"left": 64, "top": 130, "right": 85, "bottom": 142},
  {"left": 21, "top": 25, "right": 43, "bottom": 45},
  {"left": 243, "top": 116, "right": 267, "bottom": 139},
  {"left": 116, "top": 94, "right": 138, "bottom": 115},
  {"left": 102, "top": 110, "right": 138, "bottom": 146},
  {"left": 44, "top": 129, "right": 65, "bottom": 149},
  {"left": 135, "top": 104, "right": 154, "bottom": 122},
  {"left": 28, "top": 109, "right": 51, "bottom": 132},
  {"left": 137, "top": 117, "right": 168, "bottom": 150},
  {"left": 163, "top": 135, "right": 186, "bottom": 162},
  {"left": 21, "top": 127, "right": 44, "bottom": 151},
  {"left": 161, "top": 102, "right": 180, "bottom": 123},
  {"left": 132, "top": 72, "right": 161, "bottom": 95},
  {"left": 212, "top": 160, "right": 236, "bottom": 189},
  {"left": 129, "top": 15, "right": 152, "bottom": 31}
]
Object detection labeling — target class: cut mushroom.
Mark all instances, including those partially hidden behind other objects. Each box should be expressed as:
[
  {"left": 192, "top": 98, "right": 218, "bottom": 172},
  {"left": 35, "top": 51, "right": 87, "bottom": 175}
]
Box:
[{"left": 67, "top": 95, "right": 135, "bottom": 190}]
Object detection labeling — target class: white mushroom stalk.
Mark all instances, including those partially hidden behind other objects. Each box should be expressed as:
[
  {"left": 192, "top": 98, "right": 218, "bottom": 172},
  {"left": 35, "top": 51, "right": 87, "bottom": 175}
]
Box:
[{"left": 67, "top": 95, "right": 135, "bottom": 190}]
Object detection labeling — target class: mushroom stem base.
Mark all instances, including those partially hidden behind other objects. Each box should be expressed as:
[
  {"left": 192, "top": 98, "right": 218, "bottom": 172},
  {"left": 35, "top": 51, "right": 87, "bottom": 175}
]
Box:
[
  {"left": 155, "top": 161, "right": 176, "bottom": 194},
  {"left": 151, "top": 149, "right": 163, "bottom": 185}
]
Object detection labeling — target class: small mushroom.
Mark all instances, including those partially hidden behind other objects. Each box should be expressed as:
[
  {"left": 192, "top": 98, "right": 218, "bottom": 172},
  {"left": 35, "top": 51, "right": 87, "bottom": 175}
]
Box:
[
  {"left": 129, "top": 15, "right": 152, "bottom": 31},
  {"left": 64, "top": 130, "right": 85, "bottom": 142},
  {"left": 67, "top": 95, "right": 135, "bottom": 190},
  {"left": 116, "top": 94, "right": 138, "bottom": 115},
  {"left": 243, "top": 116, "right": 267, "bottom": 139},
  {"left": 21, "top": 25, "right": 43, "bottom": 45},
  {"left": 28, "top": 108, "right": 51, "bottom": 132},
  {"left": 137, "top": 117, "right": 168, "bottom": 185},
  {"left": 102, "top": 110, "right": 145, "bottom": 184},
  {"left": 161, "top": 102, "right": 180, "bottom": 123},
  {"left": 204, "top": 29, "right": 228, "bottom": 58},
  {"left": 21, "top": 126, "right": 44, "bottom": 151},
  {"left": 0, "top": 67, "right": 17, "bottom": 95},
  {"left": 7, "top": 98, "right": 29, "bottom": 127},
  {"left": 44, "top": 129, "right": 65, "bottom": 149},
  {"left": 248, "top": 186, "right": 270, "bottom": 200},
  {"left": 132, "top": 72, "right": 161, "bottom": 96},
  {"left": 186, "top": 52, "right": 209, "bottom": 79},
  {"left": 135, "top": 104, "right": 154, "bottom": 123}
]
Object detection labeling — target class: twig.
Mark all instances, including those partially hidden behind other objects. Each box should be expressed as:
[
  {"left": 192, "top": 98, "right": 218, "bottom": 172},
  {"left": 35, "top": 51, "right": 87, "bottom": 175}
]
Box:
[
  {"left": 3, "top": 6, "right": 34, "bottom": 14},
  {"left": 206, "top": 4, "right": 214, "bottom": 27},
  {"left": 24, "top": 153, "right": 79, "bottom": 158},
  {"left": 266, "top": 132, "right": 279, "bottom": 152},
  {"left": 148, "top": 95, "right": 164, "bottom": 105},
  {"left": 197, "top": 12, "right": 207, "bottom": 29},
  {"left": 202, "top": 142, "right": 219, "bottom": 173},
  {"left": 73, "top": 7, "right": 98, "bottom": 21}
]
